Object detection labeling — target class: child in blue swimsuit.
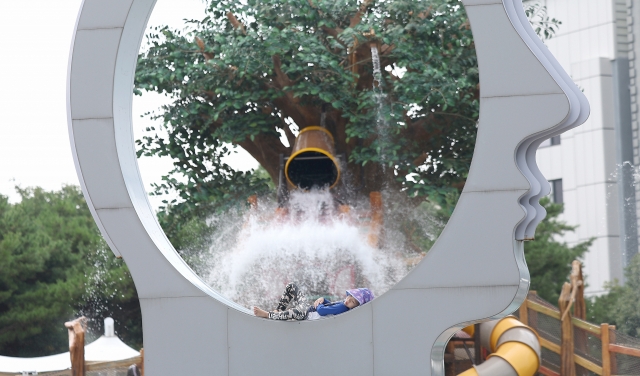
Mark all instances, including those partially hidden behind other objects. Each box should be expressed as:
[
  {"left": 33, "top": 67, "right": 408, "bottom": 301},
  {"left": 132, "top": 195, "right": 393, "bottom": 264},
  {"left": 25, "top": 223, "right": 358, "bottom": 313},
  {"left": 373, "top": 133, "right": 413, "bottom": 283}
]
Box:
[{"left": 253, "top": 283, "right": 374, "bottom": 320}]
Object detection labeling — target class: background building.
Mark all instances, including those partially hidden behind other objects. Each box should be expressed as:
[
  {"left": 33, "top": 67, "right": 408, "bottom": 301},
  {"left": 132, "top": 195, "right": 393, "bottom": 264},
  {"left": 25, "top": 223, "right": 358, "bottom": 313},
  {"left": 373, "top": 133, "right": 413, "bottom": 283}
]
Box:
[{"left": 532, "top": 0, "right": 638, "bottom": 295}]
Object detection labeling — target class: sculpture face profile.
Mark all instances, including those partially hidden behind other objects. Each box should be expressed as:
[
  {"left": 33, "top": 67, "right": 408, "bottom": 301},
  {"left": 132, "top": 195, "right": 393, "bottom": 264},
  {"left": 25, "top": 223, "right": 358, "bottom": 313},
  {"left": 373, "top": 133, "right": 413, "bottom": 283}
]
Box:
[{"left": 67, "top": 0, "right": 588, "bottom": 374}]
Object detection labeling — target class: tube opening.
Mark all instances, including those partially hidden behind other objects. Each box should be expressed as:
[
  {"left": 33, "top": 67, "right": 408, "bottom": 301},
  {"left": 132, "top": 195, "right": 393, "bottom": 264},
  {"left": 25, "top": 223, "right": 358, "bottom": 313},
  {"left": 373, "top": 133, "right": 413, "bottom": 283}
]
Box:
[{"left": 286, "top": 151, "right": 339, "bottom": 190}]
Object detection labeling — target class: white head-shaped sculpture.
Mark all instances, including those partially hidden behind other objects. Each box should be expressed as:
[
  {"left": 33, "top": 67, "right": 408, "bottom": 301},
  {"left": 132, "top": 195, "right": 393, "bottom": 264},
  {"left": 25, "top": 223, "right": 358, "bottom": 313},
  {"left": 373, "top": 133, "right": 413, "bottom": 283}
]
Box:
[{"left": 67, "top": 0, "right": 588, "bottom": 375}]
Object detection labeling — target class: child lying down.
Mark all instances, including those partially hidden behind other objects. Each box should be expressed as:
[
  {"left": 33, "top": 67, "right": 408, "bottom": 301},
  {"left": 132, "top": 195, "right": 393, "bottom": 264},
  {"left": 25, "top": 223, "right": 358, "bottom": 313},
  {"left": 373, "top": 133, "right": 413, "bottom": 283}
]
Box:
[{"left": 253, "top": 283, "right": 374, "bottom": 320}]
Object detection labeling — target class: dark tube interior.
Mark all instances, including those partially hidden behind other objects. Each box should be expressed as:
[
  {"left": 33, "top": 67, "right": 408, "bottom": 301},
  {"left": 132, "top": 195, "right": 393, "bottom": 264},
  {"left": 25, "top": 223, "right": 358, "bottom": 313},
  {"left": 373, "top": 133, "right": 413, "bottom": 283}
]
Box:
[{"left": 287, "top": 151, "right": 338, "bottom": 190}]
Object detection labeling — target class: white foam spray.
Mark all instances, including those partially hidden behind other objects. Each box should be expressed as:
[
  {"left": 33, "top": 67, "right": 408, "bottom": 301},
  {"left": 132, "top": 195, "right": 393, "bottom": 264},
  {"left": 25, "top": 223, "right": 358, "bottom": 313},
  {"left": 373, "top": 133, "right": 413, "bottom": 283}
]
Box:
[{"left": 203, "top": 190, "right": 413, "bottom": 309}]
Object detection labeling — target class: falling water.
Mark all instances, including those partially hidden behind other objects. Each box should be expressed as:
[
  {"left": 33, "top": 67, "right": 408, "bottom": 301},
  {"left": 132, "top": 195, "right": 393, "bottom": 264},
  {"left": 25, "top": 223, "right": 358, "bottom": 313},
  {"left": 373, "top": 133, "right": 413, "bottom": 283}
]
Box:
[
  {"left": 371, "top": 45, "right": 390, "bottom": 170},
  {"left": 371, "top": 45, "right": 384, "bottom": 92},
  {"left": 608, "top": 162, "right": 640, "bottom": 268}
]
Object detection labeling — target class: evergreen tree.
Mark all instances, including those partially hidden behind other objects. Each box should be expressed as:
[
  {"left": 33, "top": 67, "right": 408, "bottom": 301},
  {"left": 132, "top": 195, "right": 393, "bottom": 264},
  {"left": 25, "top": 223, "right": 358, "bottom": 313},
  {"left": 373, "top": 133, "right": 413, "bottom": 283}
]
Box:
[
  {"left": 0, "top": 187, "right": 141, "bottom": 356},
  {"left": 525, "top": 198, "right": 592, "bottom": 304},
  {"left": 588, "top": 254, "right": 640, "bottom": 338},
  {"left": 609, "top": 254, "right": 640, "bottom": 337}
]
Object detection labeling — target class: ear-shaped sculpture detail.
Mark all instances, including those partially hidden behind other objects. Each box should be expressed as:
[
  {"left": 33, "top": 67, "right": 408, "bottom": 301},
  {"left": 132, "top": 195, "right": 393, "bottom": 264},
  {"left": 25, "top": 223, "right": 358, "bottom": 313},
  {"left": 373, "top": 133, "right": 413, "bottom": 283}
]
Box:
[{"left": 67, "top": 0, "right": 587, "bottom": 374}]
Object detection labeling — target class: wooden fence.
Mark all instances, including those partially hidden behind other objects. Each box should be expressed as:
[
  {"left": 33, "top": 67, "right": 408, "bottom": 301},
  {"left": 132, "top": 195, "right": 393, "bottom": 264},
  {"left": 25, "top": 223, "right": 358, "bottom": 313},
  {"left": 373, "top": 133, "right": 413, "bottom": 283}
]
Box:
[{"left": 519, "top": 294, "right": 640, "bottom": 376}]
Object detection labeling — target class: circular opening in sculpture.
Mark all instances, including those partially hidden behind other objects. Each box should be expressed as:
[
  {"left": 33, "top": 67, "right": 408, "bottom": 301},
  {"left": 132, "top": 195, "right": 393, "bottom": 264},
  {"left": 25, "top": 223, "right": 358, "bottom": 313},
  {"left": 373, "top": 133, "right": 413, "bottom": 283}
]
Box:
[{"left": 134, "top": 0, "right": 479, "bottom": 310}]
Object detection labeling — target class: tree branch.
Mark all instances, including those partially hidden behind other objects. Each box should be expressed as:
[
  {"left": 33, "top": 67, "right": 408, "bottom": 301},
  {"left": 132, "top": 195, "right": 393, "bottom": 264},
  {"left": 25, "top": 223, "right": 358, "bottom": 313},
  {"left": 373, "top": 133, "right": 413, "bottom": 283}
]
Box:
[
  {"left": 350, "top": 0, "right": 374, "bottom": 28},
  {"left": 238, "top": 134, "right": 287, "bottom": 181},
  {"left": 380, "top": 44, "right": 395, "bottom": 56},
  {"left": 320, "top": 26, "right": 347, "bottom": 49},
  {"left": 226, "top": 12, "right": 246, "bottom": 34},
  {"left": 269, "top": 55, "right": 320, "bottom": 126},
  {"left": 194, "top": 36, "right": 215, "bottom": 61},
  {"left": 413, "top": 152, "right": 429, "bottom": 167},
  {"left": 271, "top": 55, "right": 294, "bottom": 88}
]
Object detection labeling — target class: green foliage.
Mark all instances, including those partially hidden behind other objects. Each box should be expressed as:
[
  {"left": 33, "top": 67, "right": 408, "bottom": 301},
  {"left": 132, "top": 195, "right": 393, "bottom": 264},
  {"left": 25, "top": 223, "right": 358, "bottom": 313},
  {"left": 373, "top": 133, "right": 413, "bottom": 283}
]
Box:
[
  {"left": 586, "top": 281, "right": 624, "bottom": 326},
  {"left": 253, "top": 165, "right": 276, "bottom": 191},
  {"left": 0, "top": 187, "right": 142, "bottom": 356},
  {"left": 525, "top": 198, "right": 592, "bottom": 304},
  {"left": 134, "top": 0, "right": 481, "bottom": 210},
  {"left": 135, "top": 0, "right": 561, "bottom": 217},
  {"left": 525, "top": 2, "right": 562, "bottom": 40},
  {"left": 0, "top": 187, "right": 95, "bottom": 356},
  {"left": 610, "top": 254, "right": 640, "bottom": 337},
  {"left": 587, "top": 254, "right": 640, "bottom": 337}
]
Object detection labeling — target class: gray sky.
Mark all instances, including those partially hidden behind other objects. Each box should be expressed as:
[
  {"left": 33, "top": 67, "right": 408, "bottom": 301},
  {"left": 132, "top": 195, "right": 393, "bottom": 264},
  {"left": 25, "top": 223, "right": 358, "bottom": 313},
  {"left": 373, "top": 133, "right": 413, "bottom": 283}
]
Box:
[{"left": 0, "top": 0, "right": 257, "bottom": 210}]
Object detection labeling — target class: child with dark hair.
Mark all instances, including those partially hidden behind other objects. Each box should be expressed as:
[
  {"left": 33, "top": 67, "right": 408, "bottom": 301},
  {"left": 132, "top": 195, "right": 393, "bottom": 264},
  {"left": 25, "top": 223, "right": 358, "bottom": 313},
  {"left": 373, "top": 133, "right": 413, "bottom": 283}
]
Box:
[{"left": 253, "top": 283, "right": 374, "bottom": 321}]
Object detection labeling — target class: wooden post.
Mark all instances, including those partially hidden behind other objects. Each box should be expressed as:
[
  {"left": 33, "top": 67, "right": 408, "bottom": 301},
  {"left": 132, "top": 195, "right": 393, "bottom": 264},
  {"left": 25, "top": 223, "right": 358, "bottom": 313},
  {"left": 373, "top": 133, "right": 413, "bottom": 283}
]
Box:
[
  {"left": 558, "top": 282, "right": 575, "bottom": 376},
  {"left": 140, "top": 348, "right": 145, "bottom": 376},
  {"left": 65, "top": 317, "right": 86, "bottom": 376},
  {"left": 247, "top": 195, "right": 258, "bottom": 210},
  {"left": 561, "top": 261, "right": 584, "bottom": 322},
  {"left": 601, "top": 324, "right": 611, "bottom": 376},
  {"left": 367, "top": 192, "right": 383, "bottom": 247},
  {"left": 338, "top": 205, "right": 352, "bottom": 223},
  {"left": 571, "top": 261, "right": 587, "bottom": 376},
  {"left": 609, "top": 326, "right": 617, "bottom": 375},
  {"left": 528, "top": 291, "right": 539, "bottom": 333},
  {"left": 519, "top": 298, "right": 529, "bottom": 325},
  {"left": 445, "top": 340, "right": 455, "bottom": 376},
  {"left": 572, "top": 261, "right": 586, "bottom": 320}
]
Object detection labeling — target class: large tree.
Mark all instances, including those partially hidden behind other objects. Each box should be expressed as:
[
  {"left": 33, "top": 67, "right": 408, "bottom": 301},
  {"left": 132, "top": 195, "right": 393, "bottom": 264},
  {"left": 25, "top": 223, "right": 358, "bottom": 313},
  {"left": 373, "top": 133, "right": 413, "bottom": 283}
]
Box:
[
  {"left": 136, "top": 0, "right": 559, "bottom": 214},
  {"left": 135, "top": 0, "right": 560, "bottom": 272},
  {"left": 135, "top": 0, "right": 482, "bottom": 211}
]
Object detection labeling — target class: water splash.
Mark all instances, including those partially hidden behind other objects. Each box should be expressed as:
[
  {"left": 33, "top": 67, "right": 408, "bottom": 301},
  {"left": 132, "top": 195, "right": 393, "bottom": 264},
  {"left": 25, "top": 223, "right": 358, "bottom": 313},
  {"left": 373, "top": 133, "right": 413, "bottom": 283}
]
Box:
[
  {"left": 608, "top": 162, "right": 640, "bottom": 267},
  {"left": 205, "top": 190, "right": 407, "bottom": 309},
  {"left": 187, "top": 43, "right": 448, "bottom": 307}
]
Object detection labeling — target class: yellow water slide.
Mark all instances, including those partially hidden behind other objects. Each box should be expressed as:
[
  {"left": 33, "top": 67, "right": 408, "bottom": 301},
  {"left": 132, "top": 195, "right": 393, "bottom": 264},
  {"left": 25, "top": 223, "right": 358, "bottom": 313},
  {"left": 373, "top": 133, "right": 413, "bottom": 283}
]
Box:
[{"left": 459, "top": 316, "right": 541, "bottom": 376}]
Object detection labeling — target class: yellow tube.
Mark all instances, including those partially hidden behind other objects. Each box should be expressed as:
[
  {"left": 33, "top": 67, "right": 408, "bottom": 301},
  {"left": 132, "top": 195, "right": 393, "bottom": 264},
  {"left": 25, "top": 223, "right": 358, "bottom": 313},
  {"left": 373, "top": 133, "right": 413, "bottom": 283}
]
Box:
[
  {"left": 284, "top": 126, "right": 341, "bottom": 189},
  {"left": 458, "top": 366, "right": 479, "bottom": 376},
  {"left": 489, "top": 317, "right": 528, "bottom": 352},
  {"left": 298, "top": 125, "right": 335, "bottom": 142},
  {"left": 456, "top": 316, "right": 540, "bottom": 376},
  {"left": 462, "top": 325, "right": 475, "bottom": 337},
  {"left": 488, "top": 342, "right": 539, "bottom": 376}
]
